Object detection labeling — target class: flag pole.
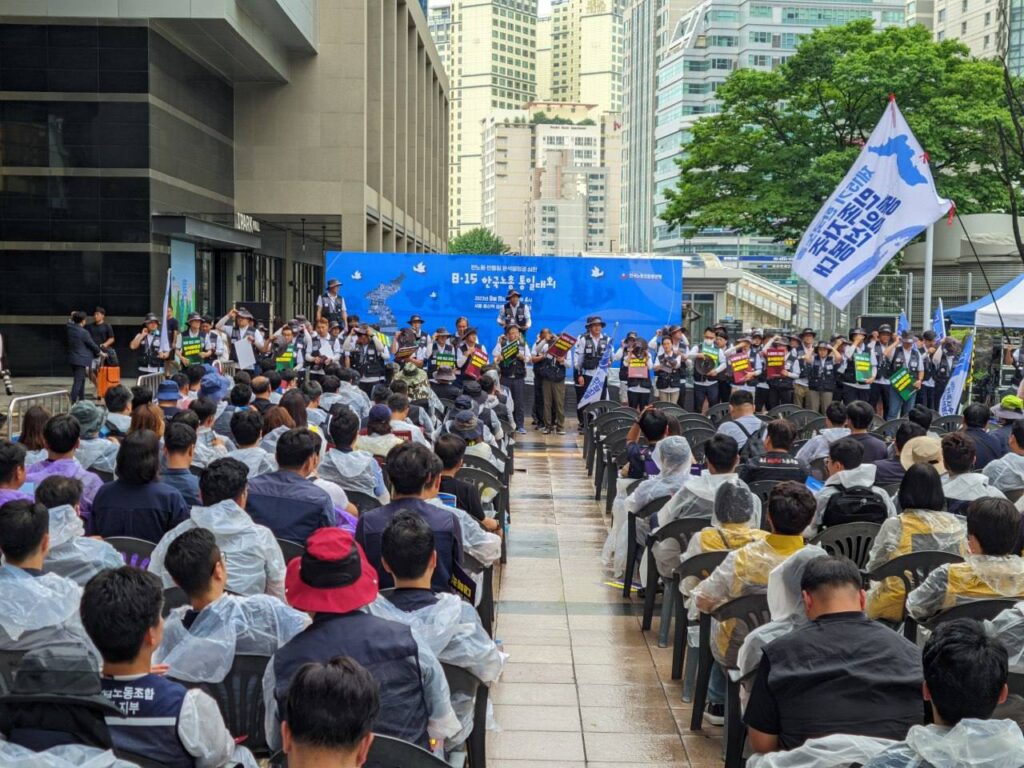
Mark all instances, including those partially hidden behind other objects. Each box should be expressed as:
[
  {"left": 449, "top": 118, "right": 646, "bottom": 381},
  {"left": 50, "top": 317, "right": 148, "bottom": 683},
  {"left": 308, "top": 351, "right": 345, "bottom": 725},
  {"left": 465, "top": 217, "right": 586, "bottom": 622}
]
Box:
[{"left": 923, "top": 223, "right": 934, "bottom": 335}]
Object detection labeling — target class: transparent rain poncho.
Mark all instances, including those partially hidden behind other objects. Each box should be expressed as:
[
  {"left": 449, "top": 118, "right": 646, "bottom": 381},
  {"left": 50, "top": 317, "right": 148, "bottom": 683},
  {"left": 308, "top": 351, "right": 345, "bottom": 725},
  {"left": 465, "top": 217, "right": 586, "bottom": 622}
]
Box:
[
  {"left": 43, "top": 504, "right": 123, "bottom": 586},
  {"left": 333, "top": 385, "right": 372, "bottom": 420},
  {"left": 986, "top": 601, "right": 1024, "bottom": 672},
  {"left": 747, "top": 734, "right": 897, "bottom": 768},
  {"left": 426, "top": 497, "right": 502, "bottom": 571},
  {"left": 603, "top": 436, "right": 693, "bottom": 577},
  {"left": 907, "top": 554, "right": 1024, "bottom": 621},
  {"left": 225, "top": 446, "right": 277, "bottom": 479},
  {"left": 154, "top": 593, "right": 308, "bottom": 683},
  {"left": 259, "top": 424, "right": 290, "bottom": 454},
  {"left": 865, "top": 510, "right": 968, "bottom": 622},
  {"left": 983, "top": 452, "right": 1024, "bottom": 493},
  {"left": 738, "top": 545, "right": 828, "bottom": 677},
  {"left": 0, "top": 743, "right": 141, "bottom": 768},
  {"left": 864, "top": 719, "right": 1024, "bottom": 768},
  {"left": 147, "top": 500, "right": 288, "bottom": 600},
  {"left": 368, "top": 593, "right": 507, "bottom": 746},
  {"left": 76, "top": 437, "right": 119, "bottom": 475},
  {"left": 319, "top": 447, "right": 383, "bottom": 498}
]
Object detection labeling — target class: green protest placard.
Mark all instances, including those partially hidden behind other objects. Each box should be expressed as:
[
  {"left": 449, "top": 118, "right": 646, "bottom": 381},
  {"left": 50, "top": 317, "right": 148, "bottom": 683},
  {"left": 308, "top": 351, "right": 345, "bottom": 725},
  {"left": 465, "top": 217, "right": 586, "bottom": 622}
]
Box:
[
  {"left": 854, "top": 352, "right": 872, "bottom": 383},
  {"left": 890, "top": 366, "right": 915, "bottom": 401}
]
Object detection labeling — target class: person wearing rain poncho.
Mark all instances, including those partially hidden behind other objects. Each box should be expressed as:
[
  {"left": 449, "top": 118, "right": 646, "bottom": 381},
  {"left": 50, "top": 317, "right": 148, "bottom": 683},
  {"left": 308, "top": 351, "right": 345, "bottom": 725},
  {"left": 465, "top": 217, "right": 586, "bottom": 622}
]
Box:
[
  {"left": 907, "top": 497, "right": 1024, "bottom": 622},
  {"left": 691, "top": 481, "right": 814, "bottom": 725},
  {"left": 68, "top": 400, "right": 119, "bottom": 475},
  {"left": 940, "top": 432, "right": 1006, "bottom": 517},
  {"left": 0, "top": 499, "right": 99, "bottom": 667},
  {"left": 224, "top": 409, "right": 278, "bottom": 479},
  {"left": 652, "top": 434, "right": 763, "bottom": 582},
  {"left": 863, "top": 619, "right": 1024, "bottom": 768},
  {"left": 602, "top": 435, "right": 692, "bottom": 578},
  {"left": 865, "top": 464, "right": 968, "bottom": 623},
  {"left": 148, "top": 458, "right": 287, "bottom": 600},
  {"left": 319, "top": 408, "right": 391, "bottom": 504},
  {"left": 368, "top": 511, "right": 506, "bottom": 746},
  {"left": 983, "top": 418, "right": 1024, "bottom": 501},
  {"left": 812, "top": 437, "right": 895, "bottom": 532},
  {"left": 34, "top": 476, "right": 122, "bottom": 586},
  {"left": 795, "top": 401, "right": 850, "bottom": 466},
  {"left": 154, "top": 528, "right": 307, "bottom": 684}
]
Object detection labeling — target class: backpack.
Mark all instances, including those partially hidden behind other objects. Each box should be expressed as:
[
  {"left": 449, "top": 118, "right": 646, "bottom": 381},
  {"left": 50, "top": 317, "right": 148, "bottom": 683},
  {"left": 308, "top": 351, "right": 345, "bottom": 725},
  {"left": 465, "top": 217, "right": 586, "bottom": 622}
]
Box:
[
  {"left": 822, "top": 485, "right": 889, "bottom": 528},
  {"left": 733, "top": 419, "right": 766, "bottom": 461}
]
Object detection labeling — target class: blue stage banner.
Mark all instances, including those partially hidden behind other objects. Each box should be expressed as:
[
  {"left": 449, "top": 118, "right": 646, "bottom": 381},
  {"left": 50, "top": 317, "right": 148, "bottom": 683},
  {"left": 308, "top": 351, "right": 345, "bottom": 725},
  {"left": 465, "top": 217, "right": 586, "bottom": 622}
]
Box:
[{"left": 324, "top": 252, "right": 684, "bottom": 347}]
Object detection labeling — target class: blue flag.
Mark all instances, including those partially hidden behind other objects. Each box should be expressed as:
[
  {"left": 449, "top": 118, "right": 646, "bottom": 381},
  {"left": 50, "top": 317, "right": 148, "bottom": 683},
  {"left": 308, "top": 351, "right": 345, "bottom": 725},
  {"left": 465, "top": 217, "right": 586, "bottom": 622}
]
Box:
[
  {"left": 158, "top": 268, "right": 172, "bottom": 355},
  {"left": 896, "top": 312, "right": 910, "bottom": 336},
  {"left": 939, "top": 333, "right": 973, "bottom": 416},
  {"left": 578, "top": 324, "right": 618, "bottom": 409},
  {"left": 932, "top": 299, "right": 946, "bottom": 341}
]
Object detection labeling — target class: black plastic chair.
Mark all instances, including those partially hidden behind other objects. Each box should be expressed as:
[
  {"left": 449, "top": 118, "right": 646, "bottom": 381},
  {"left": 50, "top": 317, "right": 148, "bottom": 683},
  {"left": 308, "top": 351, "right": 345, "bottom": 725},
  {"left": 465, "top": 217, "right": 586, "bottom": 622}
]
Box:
[
  {"left": 809, "top": 522, "right": 881, "bottom": 569},
  {"left": 866, "top": 550, "right": 964, "bottom": 642},
  {"left": 718, "top": 595, "right": 773, "bottom": 768},
  {"left": 580, "top": 400, "right": 621, "bottom": 462},
  {"left": 462, "top": 454, "right": 501, "bottom": 479},
  {"left": 787, "top": 409, "right": 825, "bottom": 429},
  {"left": 105, "top": 536, "right": 157, "bottom": 570},
  {"left": 457, "top": 466, "right": 510, "bottom": 564},
  {"left": 442, "top": 663, "right": 488, "bottom": 768},
  {"left": 92, "top": 469, "right": 114, "bottom": 483},
  {"left": 1010, "top": 671, "right": 1024, "bottom": 697},
  {"left": 0, "top": 651, "right": 25, "bottom": 695},
  {"left": 642, "top": 517, "right": 711, "bottom": 633},
  {"left": 491, "top": 444, "right": 513, "bottom": 485},
  {"left": 932, "top": 415, "right": 963, "bottom": 434},
  {"left": 477, "top": 565, "right": 495, "bottom": 637},
  {"left": 879, "top": 483, "right": 901, "bottom": 498},
  {"left": 366, "top": 733, "right": 451, "bottom": 767},
  {"left": 766, "top": 404, "right": 801, "bottom": 418},
  {"left": 706, "top": 403, "right": 732, "bottom": 426},
  {"left": 623, "top": 496, "right": 670, "bottom": 598},
  {"left": 670, "top": 550, "right": 729, "bottom": 680},
  {"left": 689, "top": 431, "right": 717, "bottom": 465},
  {"left": 874, "top": 418, "right": 907, "bottom": 442},
  {"left": 747, "top": 480, "right": 775, "bottom": 507},
  {"left": 162, "top": 586, "right": 189, "bottom": 618},
  {"left": 594, "top": 426, "right": 632, "bottom": 502},
  {"left": 683, "top": 428, "right": 716, "bottom": 460},
  {"left": 587, "top": 413, "right": 634, "bottom": 475},
  {"left": 678, "top": 416, "right": 715, "bottom": 432},
  {"left": 809, "top": 457, "right": 828, "bottom": 482},
  {"left": 347, "top": 490, "right": 382, "bottom": 513},
  {"left": 174, "top": 654, "right": 272, "bottom": 758},
  {"left": 277, "top": 539, "right": 306, "bottom": 565},
  {"left": 798, "top": 416, "right": 828, "bottom": 440},
  {"left": 925, "top": 598, "right": 1021, "bottom": 629}
]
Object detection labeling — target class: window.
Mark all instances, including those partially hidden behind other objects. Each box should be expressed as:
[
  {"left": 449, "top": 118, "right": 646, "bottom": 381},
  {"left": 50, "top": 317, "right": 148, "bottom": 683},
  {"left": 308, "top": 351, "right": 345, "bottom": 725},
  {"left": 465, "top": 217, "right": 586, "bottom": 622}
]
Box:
[
  {"left": 749, "top": 53, "right": 771, "bottom": 66},
  {"left": 962, "top": 0, "right": 968, "bottom": 11},
  {"left": 907, "top": 1, "right": 916, "bottom": 14},
  {"left": 711, "top": 57, "right": 733, "bottom": 69},
  {"left": 707, "top": 9, "right": 740, "bottom": 21},
  {"left": 882, "top": 10, "right": 905, "bottom": 21},
  {"left": 985, "top": 11, "right": 992, "bottom": 23},
  {"left": 709, "top": 34, "right": 737, "bottom": 46},
  {"left": 750, "top": 30, "right": 772, "bottom": 43},
  {"left": 985, "top": 33, "right": 991, "bottom": 46},
  {"left": 750, "top": 5, "right": 772, "bottom": 17}
]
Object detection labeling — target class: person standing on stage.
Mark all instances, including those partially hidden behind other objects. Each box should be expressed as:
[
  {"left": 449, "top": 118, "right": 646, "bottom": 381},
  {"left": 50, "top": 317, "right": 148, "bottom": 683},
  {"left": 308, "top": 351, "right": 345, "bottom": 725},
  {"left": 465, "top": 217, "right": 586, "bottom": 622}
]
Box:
[
  {"left": 493, "top": 324, "right": 528, "bottom": 434},
  {"left": 531, "top": 328, "right": 553, "bottom": 429},
  {"left": 316, "top": 278, "right": 347, "bottom": 328},
  {"left": 200, "top": 316, "right": 227, "bottom": 363},
  {"left": 748, "top": 329, "right": 770, "bottom": 413},
  {"left": 690, "top": 328, "right": 724, "bottom": 414},
  {"left": 654, "top": 336, "right": 684, "bottom": 404},
  {"left": 176, "top": 312, "right": 211, "bottom": 368},
  {"left": 792, "top": 328, "right": 816, "bottom": 408},
  {"left": 129, "top": 313, "right": 169, "bottom": 375},
  {"left": 765, "top": 334, "right": 802, "bottom": 409},
  {"left": 68, "top": 311, "right": 102, "bottom": 403},
  {"left": 456, "top": 328, "right": 486, "bottom": 383},
  {"left": 573, "top": 316, "right": 611, "bottom": 431},
  {"left": 621, "top": 336, "right": 655, "bottom": 410},
  {"left": 867, "top": 323, "right": 894, "bottom": 415},
  {"left": 927, "top": 337, "right": 957, "bottom": 410},
  {"left": 391, "top": 315, "right": 430, "bottom": 368},
  {"left": 497, "top": 288, "right": 531, "bottom": 332},
  {"left": 216, "top": 307, "right": 268, "bottom": 371},
  {"left": 883, "top": 333, "right": 925, "bottom": 419},
  {"left": 426, "top": 327, "right": 457, "bottom": 380},
  {"left": 308, "top": 317, "right": 340, "bottom": 377},
  {"left": 534, "top": 329, "right": 567, "bottom": 435},
  {"left": 345, "top": 325, "right": 390, "bottom": 396},
  {"left": 805, "top": 338, "right": 842, "bottom": 414},
  {"left": 840, "top": 327, "right": 874, "bottom": 404}
]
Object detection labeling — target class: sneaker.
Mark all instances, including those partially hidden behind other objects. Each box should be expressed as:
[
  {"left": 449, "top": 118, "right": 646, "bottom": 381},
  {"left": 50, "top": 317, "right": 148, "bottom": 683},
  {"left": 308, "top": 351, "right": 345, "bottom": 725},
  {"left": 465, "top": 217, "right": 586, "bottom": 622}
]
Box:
[
  {"left": 704, "top": 702, "right": 725, "bottom": 726},
  {"left": 556, "top": 427, "right": 566, "bottom": 435},
  {"left": 542, "top": 427, "right": 552, "bottom": 435},
  {"left": 516, "top": 426, "right": 527, "bottom": 434}
]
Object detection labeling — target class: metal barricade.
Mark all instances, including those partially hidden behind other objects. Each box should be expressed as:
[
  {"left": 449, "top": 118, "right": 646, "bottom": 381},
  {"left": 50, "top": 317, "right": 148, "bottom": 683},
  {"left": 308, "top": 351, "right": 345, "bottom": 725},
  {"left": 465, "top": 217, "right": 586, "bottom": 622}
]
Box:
[
  {"left": 215, "top": 360, "right": 238, "bottom": 378},
  {"left": 5, "top": 391, "right": 71, "bottom": 438},
  {"left": 136, "top": 372, "right": 165, "bottom": 399}
]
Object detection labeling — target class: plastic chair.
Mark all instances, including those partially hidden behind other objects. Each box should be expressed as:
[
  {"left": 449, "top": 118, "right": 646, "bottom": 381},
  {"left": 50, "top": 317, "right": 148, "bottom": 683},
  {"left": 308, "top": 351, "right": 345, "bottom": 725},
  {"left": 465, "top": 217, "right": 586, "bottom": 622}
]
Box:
[
  {"left": 491, "top": 444, "right": 513, "bottom": 485},
  {"left": 678, "top": 415, "right": 714, "bottom": 431},
  {"left": 684, "top": 428, "right": 716, "bottom": 460},
  {"left": 457, "top": 466, "right": 510, "bottom": 564},
  {"left": 105, "top": 536, "right": 157, "bottom": 570},
  {"left": 866, "top": 550, "right": 965, "bottom": 642},
  {"left": 925, "top": 598, "right": 1021, "bottom": 630},
  {"left": 809, "top": 457, "right": 828, "bottom": 482},
  {"left": 1010, "top": 671, "right": 1024, "bottom": 697},
  {"left": 874, "top": 418, "right": 907, "bottom": 442},
  {"left": 594, "top": 426, "right": 631, "bottom": 502},
  {"left": 277, "top": 539, "right": 305, "bottom": 565},
  {"left": 347, "top": 490, "right": 381, "bottom": 513},
  {"left": 580, "top": 400, "right": 620, "bottom": 462},
  {"left": 623, "top": 496, "right": 670, "bottom": 598},
  {"left": 747, "top": 480, "right": 775, "bottom": 507},
  {"left": 879, "top": 483, "right": 901, "bottom": 498},
  {"left": 442, "top": 663, "right": 488, "bottom": 768},
  {"left": 809, "top": 522, "right": 882, "bottom": 569},
  {"left": 587, "top": 415, "right": 633, "bottom": 478},
  {"left": 366, "top": 733, "right": 451, "bottom": 767},
  {"left": 605, "top": 441, "right": 637, "bottom": 515},
  {"left": 462, "top": 454, "right": 501, "bottom": 479},
  {"left": 718, "top": 598, "right": 772, "bottom": 768},
  {"left": 175, "top": 654, "right": 273, "bottom": 758},
  {"left": 932, "top": 415, "right": 963, "bottom": 434},
  {"left": 642, "top": 517, "right": 711, "bottom": 635},
  {"left": 477, "top": 564, "right": 495, "bottom": 637},
  {"left": 766, "top": 404, "right": 801, "bottom": 418},
  {"left": 798, "top": 416, "right": 828, "bottom": 440},
  {"left": 670, "top": 550, "right": 729, "bottom": 680},
  {"left": 787, "top": 409, "right": 825, "bottom": 429},
  {"left": 706, "top": 403, "right": 732, "bottom": 426},
  {"left": 92, "top": 469, "right": 114, "bottom": 483},
  {"left": 162, "top": 586, "right": 189, "bottom": 618},
  {"left": 0, "top": 651, "right": 25, "bottom": 695},
  {"left": 689, "top": 432, "right": 716, "bottom": 466}
]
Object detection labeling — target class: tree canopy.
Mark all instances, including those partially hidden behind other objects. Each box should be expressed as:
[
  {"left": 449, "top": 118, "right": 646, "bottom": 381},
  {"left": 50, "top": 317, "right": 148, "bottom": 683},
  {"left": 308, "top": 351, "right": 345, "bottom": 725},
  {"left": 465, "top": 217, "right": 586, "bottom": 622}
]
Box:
[
  {"left": 447, "top": 227, "right": 511, "bottom": 254},
  {"left": 661, "top": 21, "right": 1009, "bottom": 243}
]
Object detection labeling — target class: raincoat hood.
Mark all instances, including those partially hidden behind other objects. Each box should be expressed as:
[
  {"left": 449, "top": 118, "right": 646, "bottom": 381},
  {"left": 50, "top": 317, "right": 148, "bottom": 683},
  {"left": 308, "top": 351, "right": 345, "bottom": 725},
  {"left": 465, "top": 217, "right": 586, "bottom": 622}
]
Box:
[
  {"left": 903, "top": 719, "right": 1024, "bottom": 768},
  {"left": 0, "top": 566, "right": 82, "bottom": 641},
  {"left": 190, "top": 499, "right": 254, "bottom": 535},
  {"left": 48, "top": 505, "right": 85, "bottom": 548},
  {"left": 943, "top": 472, "right": 1004, "bottom": 500},
  {"left": 824, "top": 463, "right": 877, "bottom": 489},
  {"left": 746, "top": 734, "right": 896, "bottom": 768},
  {"left": 319, "top": 448, "right": 379, "bottom": 494},
  {"left": 965, "top": 554, "right": 1024, "bottom": 597},
  {"left": 820, "top": 427, "right": 851, "bottom": 442},
  {"left": 259, "top": 425, "right": 289, "bottom": 454},
  {"left": 986, "top": 601, "right": 1024, "bottom": 672},
  {"left": 984, "top": 452, "right": 1024, "bottom": 492}
]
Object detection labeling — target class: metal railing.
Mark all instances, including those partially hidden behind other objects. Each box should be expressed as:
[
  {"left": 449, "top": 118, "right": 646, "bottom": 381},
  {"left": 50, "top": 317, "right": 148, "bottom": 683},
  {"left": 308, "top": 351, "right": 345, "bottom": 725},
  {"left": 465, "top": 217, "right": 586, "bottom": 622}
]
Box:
[
  {"left": 5, "top": 391, "right": 71, "bottom": 438},
  {"left": 136, "top": 372, "right": 165, "bottom": 399},
  {"left": 215, "top": 361, "right": 238, "bottom": 378}
]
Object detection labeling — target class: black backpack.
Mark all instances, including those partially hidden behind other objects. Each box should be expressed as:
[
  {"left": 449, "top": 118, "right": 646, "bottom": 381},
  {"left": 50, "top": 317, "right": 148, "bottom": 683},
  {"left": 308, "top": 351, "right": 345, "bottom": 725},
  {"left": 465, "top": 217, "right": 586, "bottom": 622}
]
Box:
[
  {"left": 822, "top": 485, "right": 889, "bottom": 528},
  {"left": 733, "top": 419, "right": 766, "bottom": 461}
]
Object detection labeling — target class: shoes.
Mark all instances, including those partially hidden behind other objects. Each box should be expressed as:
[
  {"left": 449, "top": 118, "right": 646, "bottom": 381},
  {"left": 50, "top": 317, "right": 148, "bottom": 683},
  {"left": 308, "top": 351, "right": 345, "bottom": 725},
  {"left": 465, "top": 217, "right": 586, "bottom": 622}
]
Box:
[
  {"left": 704, "top": 702, "right": 725, "bottom": 726},
  {"left": 516, "top": 427, "right": 527, "bottom": 434},
  {"left": 542, "top": 427, "right": 552, "bottom": 434},
  {"left": 556, "top": 427, "right": 566, "bottom": 435}
]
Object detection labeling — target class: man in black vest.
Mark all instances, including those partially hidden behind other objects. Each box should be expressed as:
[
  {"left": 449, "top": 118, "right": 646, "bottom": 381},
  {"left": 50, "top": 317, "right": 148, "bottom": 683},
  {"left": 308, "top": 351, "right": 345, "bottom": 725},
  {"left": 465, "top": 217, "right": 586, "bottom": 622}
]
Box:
[
  {"left": 493, "top": 323, "right": 528, "bottom": 433},
  {"left": 572, "top": 316, "right": 611, "bottom": 431},
  {"left": 345, "top": 325, "right": 390, "bottom": 396},
  {"left": 316, "top": 278, "right": 347, "bottom": 327},
  {"left": 263, "top": 527, "right": 459, "bottom": 754},
  {"left": 497, "top": 288, "right": 531, "bottom": 331}
]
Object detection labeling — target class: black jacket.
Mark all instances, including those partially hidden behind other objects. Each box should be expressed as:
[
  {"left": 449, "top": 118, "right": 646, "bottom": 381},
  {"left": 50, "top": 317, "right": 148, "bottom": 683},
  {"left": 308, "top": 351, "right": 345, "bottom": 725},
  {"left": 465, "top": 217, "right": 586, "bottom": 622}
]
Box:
[{"left": 67, "top": 322, "right": 101, "bottom": 366}]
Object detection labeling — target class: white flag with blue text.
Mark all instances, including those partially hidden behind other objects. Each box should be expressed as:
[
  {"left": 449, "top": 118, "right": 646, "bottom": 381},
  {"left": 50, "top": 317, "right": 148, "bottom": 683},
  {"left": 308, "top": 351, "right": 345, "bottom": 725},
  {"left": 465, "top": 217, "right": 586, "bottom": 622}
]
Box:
[
  {"left": 897, "top": 312, "right": 909, "bottom": 337},
  {"left": 939, "top": 333, "right": 973, "bottom": 416},
  {"left": 158, "top": 268, "right": 172, "bottom": 355},
  {"left": 794, "top": 98, "right": 952, "bottom": 310},
  {"left": 932, "top": 298, "right": 946, "bottom": 341},
  {"left": 578, "top": 324, "right": 617, "bottom": 409}
]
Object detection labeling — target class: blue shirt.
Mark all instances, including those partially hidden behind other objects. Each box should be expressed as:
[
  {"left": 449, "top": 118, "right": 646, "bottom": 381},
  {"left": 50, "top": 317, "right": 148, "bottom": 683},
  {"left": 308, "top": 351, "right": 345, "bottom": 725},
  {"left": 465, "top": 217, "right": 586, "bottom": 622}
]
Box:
[
  {"left": 161, "top": 468, "right": 201, "bottom": 508},
  {"left": 245, "top": 470, "right": 335, "bottom": 543},
  {"left": 91, "top": 480, "right": 190, "bottom": 543}
]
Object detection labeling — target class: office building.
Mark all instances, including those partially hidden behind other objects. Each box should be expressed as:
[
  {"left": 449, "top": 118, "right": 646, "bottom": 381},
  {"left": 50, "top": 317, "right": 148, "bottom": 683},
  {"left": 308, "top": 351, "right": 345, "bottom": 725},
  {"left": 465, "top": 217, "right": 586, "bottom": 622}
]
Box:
[
  {"left": 0, "top": 0, "right": 448, "bottom": 375},
  {"left": 536, "top": 12, "right": 554, "bottom": 99},
  {"left": 933, "top": 0, "right": 998, "bottom": 53},
  {"left": 650, "top": 0, "right": 905, "bottom": 253},
  {"left": 428, "top": 0, "right": 454, "bottom": 69},
  {"left": 1010, "top": 0, "right": 1024, "bottom": 74},
  {"left": 447, "top": 0, "right": 538, "bottom": 237},
  {"left": 482, "top": 105, "right": 621, "bottom": 255},
  {"left": 550, "top": 0, "right": 627, "bottom": 113}
]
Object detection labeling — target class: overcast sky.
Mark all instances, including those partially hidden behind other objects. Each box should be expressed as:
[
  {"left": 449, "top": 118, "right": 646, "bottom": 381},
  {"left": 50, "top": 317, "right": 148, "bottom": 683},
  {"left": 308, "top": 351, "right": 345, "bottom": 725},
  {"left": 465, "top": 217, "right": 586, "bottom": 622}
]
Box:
[{"left": 538, "top": 0, "right": 552, "bottom": 14}]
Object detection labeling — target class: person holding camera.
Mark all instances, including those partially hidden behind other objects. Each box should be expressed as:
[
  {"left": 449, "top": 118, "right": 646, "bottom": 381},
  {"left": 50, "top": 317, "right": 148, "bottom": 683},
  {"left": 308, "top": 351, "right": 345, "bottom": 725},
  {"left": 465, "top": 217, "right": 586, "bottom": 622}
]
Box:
[
  {"left": 129, "top": 313, "right": 168, "bottom": 375},
  {"left": 654, "top": 335, "right": 685, "bottom": 405},
  {"left": 67, "top": 310, "right": 103, "bottom": 403},
  {"left": 316, "top": 278, "right": 347, "bottom": 327}
]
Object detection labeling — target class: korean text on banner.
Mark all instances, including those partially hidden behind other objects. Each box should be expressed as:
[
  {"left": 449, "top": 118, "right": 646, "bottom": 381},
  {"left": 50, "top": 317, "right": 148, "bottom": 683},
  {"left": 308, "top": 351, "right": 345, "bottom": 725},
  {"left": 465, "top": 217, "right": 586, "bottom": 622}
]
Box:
[
  {"left": 765, "top": 347, "right": 787, "bottom": 379},
  {"left": 463, "top": 350, "right": 489, "bottom": 380},
  {"left": 890, "top": 366, "right": 915, "bottom": 401},
  {"left": 940, "top": 334, "right": 974, "bottom": 416},
  {"left": 793, "top": 99, "right": 952, "bottom": 310},
  {"left": 932, "top": 298, "right": 947, "bottom": 341},
  {"left": 548, "top": 333, "right": 576, "bottom": 361},
  {"left": 501, "top": 341, "right": 520, "bottom": 362},
  {"left": 435, "top": 351, "right": 456, "bottom": 369},
  {"left": 730, "top": 353, "right": 751, "bottom": 385},
  {"left": 854, "top": 352, "right": 872, "bottom": 383},
  {"left": 627, "top": 357, "right": 649, "bottom": 379},
  {"left": 701, "top": 342, "right": 719, "bottom": 364}
]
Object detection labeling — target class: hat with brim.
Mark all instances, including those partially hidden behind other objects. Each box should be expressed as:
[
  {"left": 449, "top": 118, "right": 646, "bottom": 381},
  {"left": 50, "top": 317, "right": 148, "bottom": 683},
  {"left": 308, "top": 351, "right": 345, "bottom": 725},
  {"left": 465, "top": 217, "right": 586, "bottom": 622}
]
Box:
[
  {"left": 850, "top": 328, "right": 867, "bottom": 338},
  {"left": 900, "top": 436, "right": 945, "bottom": 475},
  {"left": 800, "top": 328, "right": 816, "bottom": 338},
  {"left": 285, "top": 528, "right": 378, "bottom": 614},
  {"left": 585, "top": 316, "right": 607, "bottom": 328},
  {"left": 199, "top": 372, "right": 230, "bottom": 402},
  {"left": 143, "top": 313, "right": 158, "bottom": 325},
  {"left": 506, "top": 288, "right": 521, "bottom": 298},
  {"left": 329, "top": 321, "right": 341, "bottom": 330},
  {"left": 435, "top": 327, "right": 451, "bottom": 338},
  {"left": 815, "top": 340, "right": 831, "bottom": 349},
  {"left": 452, "top": 409, "right": 484, "bottom": 441},
  {"left": 408, "top": 314, "right": 424, "bottom": 324},
  {"left": 69, "top": 400, "right": 105, "bottom": 438},
  {"left": 878, "top": 324, "right": 893, "bottom": 334},
  {"left": 236, "top": 307, "right": 254, "bottom": 320},
  {"left": 461, "top": 327, "right": 478, "bottom": 341},
  {"left": 462, "top": 380, "right": 484, "bottom": 400},
  {"left": 788, "top": 334, "right": 802, "bottom": 344},
  {"left": 186, "top": 312, "right": 202, "bottom": 324},
  {"left": 668, "top": 325, "right": 683, "bottom": 336},
  {"left": 157, "top": 380, "right": 180, "bottom": 401},
  {"left": 750, "top": 329, "right": 764, "bottom": 339},
  {"left": 993, "top": 395, "right": 1024, "bottom": 422},
  {"left": 327, "top": 279, "right": 342, "bottom": 289},
  {"left": 435, "top": 367, "right": 456, "bottom": 382}
]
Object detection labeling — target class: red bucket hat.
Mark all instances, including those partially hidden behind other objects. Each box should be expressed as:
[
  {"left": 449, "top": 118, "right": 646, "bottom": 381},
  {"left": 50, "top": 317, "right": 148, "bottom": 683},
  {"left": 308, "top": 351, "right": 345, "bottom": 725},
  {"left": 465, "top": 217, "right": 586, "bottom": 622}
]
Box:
[{"left": 285, "top": 529, "right": 378, "bottom": 614}]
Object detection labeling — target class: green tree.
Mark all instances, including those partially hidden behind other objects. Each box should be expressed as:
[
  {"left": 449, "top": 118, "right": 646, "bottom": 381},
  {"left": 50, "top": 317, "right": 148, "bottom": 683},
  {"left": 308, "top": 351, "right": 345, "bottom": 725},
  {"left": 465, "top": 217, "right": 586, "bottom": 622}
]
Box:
[
  {"left": 661, "top": 21, "right": 1008, "bottom": 243},
  {"left": 448, "top": 227, "right": 511, "bottom": 254}
]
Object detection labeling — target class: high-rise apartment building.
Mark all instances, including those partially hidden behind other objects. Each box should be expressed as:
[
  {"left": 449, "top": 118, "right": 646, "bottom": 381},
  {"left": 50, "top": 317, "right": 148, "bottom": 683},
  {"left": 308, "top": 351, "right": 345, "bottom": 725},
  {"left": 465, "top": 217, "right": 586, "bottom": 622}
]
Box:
[
  {"left": 550, "top": 0, "right": 627, "bottom": 113},
  {"left": 1009, "top": 0, "right": 1024, "bottom": 73},
  {"left": 932, "top": 0, "right": 999, "bottom": 54},
  {"left": 650, "top": 0, "right": 905, "bottom": 252},
  {"left": 428, "top": 0, "right": 454, "bottom": 69},
  {"left": 620, "top": 0, "right": 696, "bottom": 252},
  {"left": 536, "top": 13, "right": 554, "bottom": 99},
  {"left": 447, "top": 0, "right": 538, "bottom": 237},
  {"left": 482, "top": 105, "right": 621, "bottom": 254}
]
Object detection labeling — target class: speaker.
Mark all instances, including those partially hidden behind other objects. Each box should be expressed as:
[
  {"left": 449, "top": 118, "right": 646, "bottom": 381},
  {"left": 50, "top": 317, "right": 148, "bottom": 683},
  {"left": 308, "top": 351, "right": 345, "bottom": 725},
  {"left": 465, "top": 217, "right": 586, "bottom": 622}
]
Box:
[
  {"left": 857, "top": 314, "right": 899, "bottom": 335},
  {"left": 238, "top": 301, "right": 272, "bottom": 328}
]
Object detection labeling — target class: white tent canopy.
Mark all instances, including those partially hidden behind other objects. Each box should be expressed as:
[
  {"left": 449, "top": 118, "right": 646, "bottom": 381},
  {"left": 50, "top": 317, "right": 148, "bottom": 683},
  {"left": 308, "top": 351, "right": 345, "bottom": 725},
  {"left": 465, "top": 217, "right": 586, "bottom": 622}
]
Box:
[{"left": 946, "top": 274, "right": 1024, "bottom": 328}]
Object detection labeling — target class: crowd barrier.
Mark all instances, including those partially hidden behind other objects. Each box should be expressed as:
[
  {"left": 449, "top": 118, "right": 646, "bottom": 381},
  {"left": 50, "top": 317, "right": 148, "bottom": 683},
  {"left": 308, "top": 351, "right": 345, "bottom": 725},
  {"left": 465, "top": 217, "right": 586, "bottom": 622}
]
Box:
[
  {"left": 5, "top": 391, "right": 71, "bottom": 438},
  {"left": 136, "top": 372, "right": 165, "bottom": 398}
]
